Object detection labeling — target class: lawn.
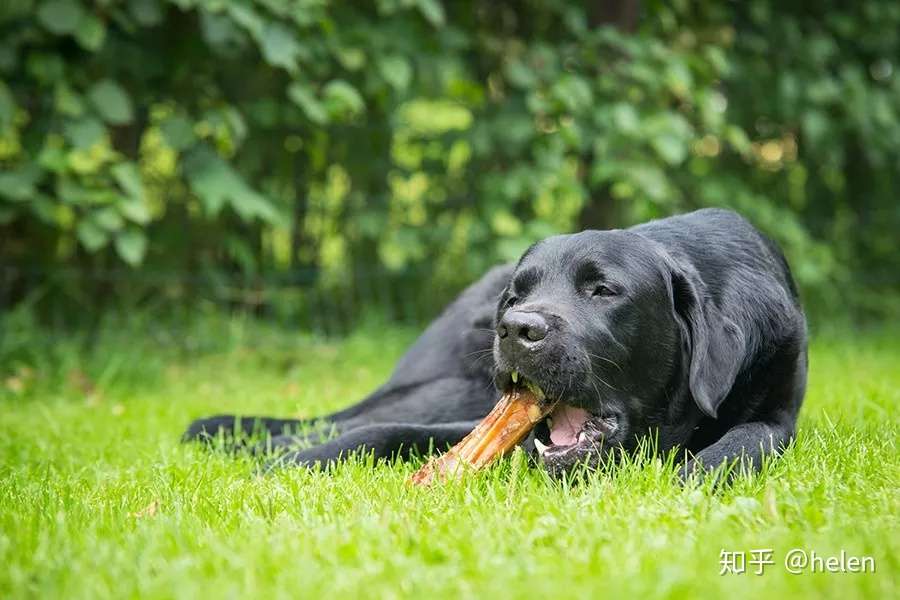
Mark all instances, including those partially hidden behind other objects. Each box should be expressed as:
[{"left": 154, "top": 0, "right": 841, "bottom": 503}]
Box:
[{"left": 1, "top": 315, "right": 897, "bottom": 599}]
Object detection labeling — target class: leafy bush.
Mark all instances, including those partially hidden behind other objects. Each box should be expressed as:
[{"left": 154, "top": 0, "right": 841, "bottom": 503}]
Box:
[{"left": 0, "top": 0, "right": 897, "bottom": 321}]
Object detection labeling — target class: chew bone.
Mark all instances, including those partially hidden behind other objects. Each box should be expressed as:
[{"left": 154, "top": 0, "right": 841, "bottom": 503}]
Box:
[{"left": 410, "top": 387, "right": 554, "bottom": 485}]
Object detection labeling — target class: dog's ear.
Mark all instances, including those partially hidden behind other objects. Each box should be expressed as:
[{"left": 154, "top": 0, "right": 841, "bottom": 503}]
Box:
[{"left": 669, "top": 263, "right": 745, "bottom": 418}]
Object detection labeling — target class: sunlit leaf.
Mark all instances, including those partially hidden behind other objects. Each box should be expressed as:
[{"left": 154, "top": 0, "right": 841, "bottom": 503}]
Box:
[
  {"left": 94, "top": 207, "right": 124, "bottom": 231},
  {"left": 200, "top": 12, "right": 246, "bottom": 51},
  {"left": 63, "top": 117, "right": 105, "bottom": 149},
  {"left": 0, "top": 167, "right": 41, "bottom": 202},
  {"left": 665, "top": 61, "right": 693, "bottom": 97},
  {"left": 323, "top": 80, "right": 364, "bottom": 118},
  {"left": 505, "top": 60, "right": 538, "bottom": 89},
  {"left": 227, "top": 4, "right": 264, "bottom": 37},
  {"left": 75, "top": 14, "right": 106, "bottom": 51},
  {"left": 55, "top": 83, "right": 85, "bottom": 117},
  {"left": 160, "top": 115, "right": 196, "bottom": 151},
  {"left": 185, "top": 148, "right": 280, "bottom": 224},
  {"left": 258, "top": 22, "right": 300, "bottom": 72},
  {"left": 111, "top": 162, "right": 144, "bottom": 200},
  {"left": 379, "top": 55, "right": 412, "bottom": 92},
  {"left": 76, "top": 219, "right": 108, "bottom": 252},
  {"left": 112, "top": 163, "right": 151, "bottom": 224},
  {"left": 336, "top": 48, "right": 366, "bottom": 71},
  {"left": 287, "top": 82, "right": 328, "bottom": 125},
  {"left": 610, "top": 104, "right": 639, "bottom": 133},
  {"left": 88, "top": 80, "right": 134, "bottom": 125},
  {"left": 651, "top": 135, "right": 687, "bottom": 165},
  {"left": 417, "top": 0, "right": 445, "bottom": 27},
  {"left": 114, "top": 228, "right": 148, "bottom": 266},
  {"left": 36, "top": 0, "right": 84, "bottom": 35}
]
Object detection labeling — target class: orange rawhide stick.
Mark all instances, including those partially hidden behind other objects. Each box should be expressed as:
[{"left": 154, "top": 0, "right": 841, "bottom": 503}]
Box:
[{"left": 410, "top": 387, "right": 554, "bottom": 485}]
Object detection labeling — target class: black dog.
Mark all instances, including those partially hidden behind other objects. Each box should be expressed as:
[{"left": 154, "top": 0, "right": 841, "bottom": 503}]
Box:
[{"left": 184, "top": 209, "right": 807, "bottom": 478}]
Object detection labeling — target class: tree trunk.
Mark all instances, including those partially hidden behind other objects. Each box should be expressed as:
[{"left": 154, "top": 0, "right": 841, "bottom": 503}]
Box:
[{"left": 578, "top": 0, "right": 641, "bottom": 231}]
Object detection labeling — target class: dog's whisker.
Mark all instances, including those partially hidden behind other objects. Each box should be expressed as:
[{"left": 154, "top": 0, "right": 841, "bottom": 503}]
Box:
[
  {"left": 587, "top": 352, "right": 624, "bottom": 373},
  {"left": 588, "top": 376, "right": 603, "bottom": 403},
  {"left": 590, "top": 371, "right": 620, "bottom": 393}
]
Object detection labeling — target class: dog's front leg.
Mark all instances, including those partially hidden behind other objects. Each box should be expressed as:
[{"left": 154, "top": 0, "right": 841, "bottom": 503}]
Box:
[{"left": 680, "top": 420, "right": 795, "bottom": 481}]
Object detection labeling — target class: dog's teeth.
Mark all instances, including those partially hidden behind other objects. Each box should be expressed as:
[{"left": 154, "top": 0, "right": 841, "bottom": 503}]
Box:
[
  {"left": 578, "top": 431, "right": 589, "bottom": 443},
  {"left": 534, "top": 438, "right": 549, "bottom": 455},
  {"left": 511, "top": 371, "right": 518, "bottom": 384}
]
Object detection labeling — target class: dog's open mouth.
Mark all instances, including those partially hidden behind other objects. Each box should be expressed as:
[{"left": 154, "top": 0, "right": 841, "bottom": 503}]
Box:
[
  {"left": 503, "top": 371, "right": 619, "bottom": 460},
  {"left": 532, "top": 403, "right": 618, "bottom": 458},
  {"left": 409, "top": 370, "right": 618, "bottom": 484}
]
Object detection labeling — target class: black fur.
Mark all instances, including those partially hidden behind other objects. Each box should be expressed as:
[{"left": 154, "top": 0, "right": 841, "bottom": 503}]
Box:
[{"left": 183, "top": 209, "right": 807, "bottom": 479}]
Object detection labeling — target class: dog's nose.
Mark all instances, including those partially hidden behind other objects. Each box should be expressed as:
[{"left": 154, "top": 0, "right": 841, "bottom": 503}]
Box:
[{"left": 497, "top": 311, "right": 549, "bottom": 344}]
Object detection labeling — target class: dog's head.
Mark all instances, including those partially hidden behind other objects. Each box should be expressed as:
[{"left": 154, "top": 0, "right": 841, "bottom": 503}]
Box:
[{"left": 492, "top": 230, "right": 745, "bottom": 476}]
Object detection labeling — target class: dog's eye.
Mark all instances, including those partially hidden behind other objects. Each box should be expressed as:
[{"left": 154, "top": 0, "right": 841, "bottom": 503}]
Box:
[
  {"left": 504, "top": 295, "right": 519, "bottom": 308},
  {"left": 592, "top": 284, "right": 617, "bottom": 298}
]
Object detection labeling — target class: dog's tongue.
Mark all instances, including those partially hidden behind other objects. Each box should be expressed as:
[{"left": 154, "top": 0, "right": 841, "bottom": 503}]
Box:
[{"left": 549, "top": 404, "right": 590, "bottom": 446}]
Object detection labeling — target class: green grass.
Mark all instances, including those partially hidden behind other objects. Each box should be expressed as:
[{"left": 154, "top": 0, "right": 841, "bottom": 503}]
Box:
[{"left": 1, "top": 316, "right": 897, "bottom": 599}]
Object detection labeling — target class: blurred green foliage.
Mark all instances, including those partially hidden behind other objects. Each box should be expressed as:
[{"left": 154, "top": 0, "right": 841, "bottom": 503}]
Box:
[{"left": 0, "top": 0, "right": 898, "bottom": 321}]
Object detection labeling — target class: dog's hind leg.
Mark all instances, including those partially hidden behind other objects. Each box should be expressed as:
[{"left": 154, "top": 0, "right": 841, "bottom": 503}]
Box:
[
  {"left": 181, "top": 414, "right": 329, "bottom": 449},
  {"left": 263, "top": 420, "right": 481, "bottom": 471}
]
